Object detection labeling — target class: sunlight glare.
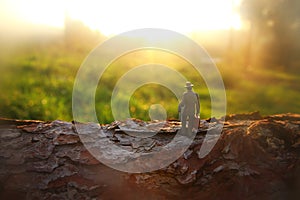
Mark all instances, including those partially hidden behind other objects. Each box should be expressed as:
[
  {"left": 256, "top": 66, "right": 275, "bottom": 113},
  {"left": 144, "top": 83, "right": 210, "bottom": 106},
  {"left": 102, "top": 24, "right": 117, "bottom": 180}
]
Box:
[
  {"left": 5, "top": 0, "right": 66, "bottom": 27},
  {"left": 67, "top": 0, "right": 242, "bottom": 35},
  {"left": 3, "top": 0, "right": 242, "bottom": 36}
]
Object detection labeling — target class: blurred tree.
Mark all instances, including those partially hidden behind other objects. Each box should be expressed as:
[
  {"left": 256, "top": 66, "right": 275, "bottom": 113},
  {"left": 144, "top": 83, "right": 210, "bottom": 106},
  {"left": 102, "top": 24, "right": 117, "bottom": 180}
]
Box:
[
  {"left": 64, "top": 14, "right": 105, "bottom": 52},
  {"left": 240, "top": 0, "right": 300, "bottom": 69}
]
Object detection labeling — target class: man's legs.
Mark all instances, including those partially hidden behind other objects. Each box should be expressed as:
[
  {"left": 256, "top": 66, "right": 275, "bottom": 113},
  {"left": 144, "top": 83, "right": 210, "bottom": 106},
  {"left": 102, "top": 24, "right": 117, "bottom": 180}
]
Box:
[
  {"left": 187, "top": 114, "right": 193, "bottom": 135},
  {"left": 181, "top": 113, "right": 187, "bottom": 134}
]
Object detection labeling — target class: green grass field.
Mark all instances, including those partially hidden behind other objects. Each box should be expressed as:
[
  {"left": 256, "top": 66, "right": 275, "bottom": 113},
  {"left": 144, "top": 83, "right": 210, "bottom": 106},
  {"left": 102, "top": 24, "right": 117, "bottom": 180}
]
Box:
[{"left": 0, "top": 38, "right": 299, "bottom": 124}]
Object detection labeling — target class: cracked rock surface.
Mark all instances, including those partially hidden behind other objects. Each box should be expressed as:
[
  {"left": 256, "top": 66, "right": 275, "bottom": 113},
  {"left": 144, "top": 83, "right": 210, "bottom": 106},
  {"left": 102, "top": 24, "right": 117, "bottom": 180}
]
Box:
[{"left": 0, "top": 112, "right": 300, "bottom": 199}]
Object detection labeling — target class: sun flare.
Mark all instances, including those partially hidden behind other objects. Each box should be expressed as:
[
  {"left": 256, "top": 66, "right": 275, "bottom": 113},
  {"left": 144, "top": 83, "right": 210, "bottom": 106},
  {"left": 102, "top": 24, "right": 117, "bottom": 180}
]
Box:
[{"left": 3, "top": 0, "right": 242, "bottom": 36}]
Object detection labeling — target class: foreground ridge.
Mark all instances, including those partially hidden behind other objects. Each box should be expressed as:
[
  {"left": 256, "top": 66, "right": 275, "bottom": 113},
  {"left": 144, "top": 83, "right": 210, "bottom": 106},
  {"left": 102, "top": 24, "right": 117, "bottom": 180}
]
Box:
[{"left": 0, "top": 112, "right": 299, "bottom": 199}]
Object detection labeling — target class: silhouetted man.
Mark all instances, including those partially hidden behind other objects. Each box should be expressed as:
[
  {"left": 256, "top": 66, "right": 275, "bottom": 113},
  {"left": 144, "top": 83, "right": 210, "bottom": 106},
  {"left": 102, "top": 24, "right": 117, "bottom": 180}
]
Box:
[{"left": 178, "top": 81, "right": 200, "bottom": 134}]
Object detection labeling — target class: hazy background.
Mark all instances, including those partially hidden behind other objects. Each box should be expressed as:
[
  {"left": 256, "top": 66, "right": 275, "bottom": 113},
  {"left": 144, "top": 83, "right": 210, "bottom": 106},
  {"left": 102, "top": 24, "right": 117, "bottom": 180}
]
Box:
[{"left": 0, "top": 0, "right": 299, "bottom": 123}]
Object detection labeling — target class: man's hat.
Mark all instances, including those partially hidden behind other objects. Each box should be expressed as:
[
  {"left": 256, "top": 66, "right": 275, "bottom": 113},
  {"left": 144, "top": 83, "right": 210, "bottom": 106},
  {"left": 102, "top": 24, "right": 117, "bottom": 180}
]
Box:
[{"left": 184, "top": 81, "right": 194, "bottom": 88}]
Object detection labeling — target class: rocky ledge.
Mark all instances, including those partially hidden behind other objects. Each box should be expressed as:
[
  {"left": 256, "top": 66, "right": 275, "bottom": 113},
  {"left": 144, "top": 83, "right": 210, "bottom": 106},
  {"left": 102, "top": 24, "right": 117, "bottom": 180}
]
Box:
[{"left": 0, "top": 112, "right": 300, "bottom": 199}]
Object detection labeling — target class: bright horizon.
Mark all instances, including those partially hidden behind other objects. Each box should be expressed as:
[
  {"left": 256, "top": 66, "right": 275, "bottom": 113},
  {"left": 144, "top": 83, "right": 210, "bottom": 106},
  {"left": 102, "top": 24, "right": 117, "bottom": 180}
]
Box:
[{"left": 1, "top": 0, "right": 243, "bottom": 36}]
